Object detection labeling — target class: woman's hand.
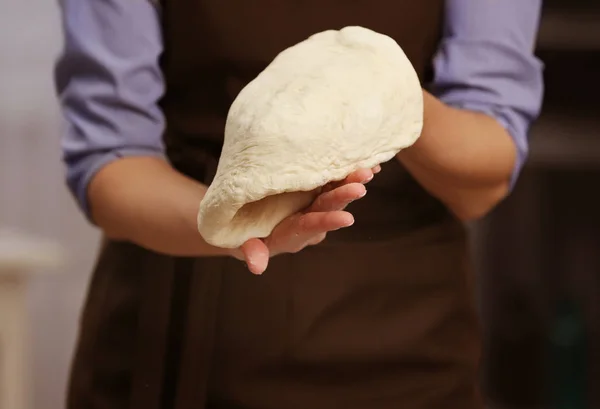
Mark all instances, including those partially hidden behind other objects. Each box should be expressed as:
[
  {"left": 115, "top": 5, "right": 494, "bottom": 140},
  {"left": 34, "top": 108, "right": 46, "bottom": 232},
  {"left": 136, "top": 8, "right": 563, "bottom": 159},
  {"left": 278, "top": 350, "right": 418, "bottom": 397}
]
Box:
[
  {"left": 232, "top": 166, "right": 380, "bottom": 275},
  {"left": 89, "top": 156, "right": 379, "bottom": 268}
]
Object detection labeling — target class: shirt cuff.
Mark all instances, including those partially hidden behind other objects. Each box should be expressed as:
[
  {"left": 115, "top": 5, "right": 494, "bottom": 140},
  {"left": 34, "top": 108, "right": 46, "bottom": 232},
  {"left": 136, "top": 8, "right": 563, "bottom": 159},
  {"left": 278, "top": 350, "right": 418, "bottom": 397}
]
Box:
[{"left": 430, "top": 37, "right": 543, "bottom": 189}]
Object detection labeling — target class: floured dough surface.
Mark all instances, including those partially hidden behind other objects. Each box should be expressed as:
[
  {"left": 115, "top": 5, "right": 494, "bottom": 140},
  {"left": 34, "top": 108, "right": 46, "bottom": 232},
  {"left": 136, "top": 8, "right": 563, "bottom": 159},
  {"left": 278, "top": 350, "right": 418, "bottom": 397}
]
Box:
[{"left": 198, "top": 26, "right": 423, "bottom": 248}]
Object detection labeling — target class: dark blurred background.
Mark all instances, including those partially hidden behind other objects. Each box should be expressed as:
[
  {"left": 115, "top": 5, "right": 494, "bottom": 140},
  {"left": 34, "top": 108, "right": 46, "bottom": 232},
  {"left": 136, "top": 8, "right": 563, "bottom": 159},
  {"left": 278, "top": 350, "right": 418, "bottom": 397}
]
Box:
[
  {"left": 475, "top": 1, "right": 600, "bottom": 408},
  {"left": 0, "top": 1, "right": 599, "bottom": 409}
]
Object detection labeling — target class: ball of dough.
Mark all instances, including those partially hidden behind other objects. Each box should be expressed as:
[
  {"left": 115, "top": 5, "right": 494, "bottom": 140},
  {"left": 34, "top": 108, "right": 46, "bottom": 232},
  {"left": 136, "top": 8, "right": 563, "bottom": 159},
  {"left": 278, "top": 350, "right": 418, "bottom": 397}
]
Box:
[{"left": 198, "top": 26, "right": 423, "bottom": 248}]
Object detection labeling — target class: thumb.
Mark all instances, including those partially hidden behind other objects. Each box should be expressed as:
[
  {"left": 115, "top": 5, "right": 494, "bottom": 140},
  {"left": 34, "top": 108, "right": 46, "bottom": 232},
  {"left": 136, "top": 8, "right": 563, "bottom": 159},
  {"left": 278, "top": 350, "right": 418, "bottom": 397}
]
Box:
[{"left": 241, "top": 238, "right": 270, "bottom": 275}]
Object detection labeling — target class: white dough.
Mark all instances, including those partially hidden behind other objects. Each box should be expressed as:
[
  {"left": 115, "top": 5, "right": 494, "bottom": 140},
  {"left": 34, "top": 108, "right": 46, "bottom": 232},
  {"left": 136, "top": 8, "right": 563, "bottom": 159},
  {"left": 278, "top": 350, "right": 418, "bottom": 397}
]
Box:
[{"left": 197, "top": 26, "right": 423, "bottom": 248}]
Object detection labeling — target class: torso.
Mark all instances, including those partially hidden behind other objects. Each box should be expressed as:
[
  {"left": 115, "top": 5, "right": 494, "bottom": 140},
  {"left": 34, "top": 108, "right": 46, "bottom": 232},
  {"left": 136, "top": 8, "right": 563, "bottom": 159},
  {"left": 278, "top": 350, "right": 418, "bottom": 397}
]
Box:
[{"left": 67, "top": 2, "right": 484, "bottom": 408}]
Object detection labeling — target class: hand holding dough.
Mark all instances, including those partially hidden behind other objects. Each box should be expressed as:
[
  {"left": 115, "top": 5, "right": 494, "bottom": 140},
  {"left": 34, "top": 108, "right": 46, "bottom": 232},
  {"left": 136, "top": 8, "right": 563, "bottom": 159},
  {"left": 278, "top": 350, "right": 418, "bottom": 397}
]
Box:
[{"left": 198, "top": 26, "right": 423, "bottom": 248}]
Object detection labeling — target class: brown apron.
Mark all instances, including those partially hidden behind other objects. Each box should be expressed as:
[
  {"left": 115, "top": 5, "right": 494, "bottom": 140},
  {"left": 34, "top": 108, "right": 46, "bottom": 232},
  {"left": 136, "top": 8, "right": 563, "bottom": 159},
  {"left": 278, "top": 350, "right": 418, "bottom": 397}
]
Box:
[{"left": 67, "top": 1, "right": 483, "bottom": 408}]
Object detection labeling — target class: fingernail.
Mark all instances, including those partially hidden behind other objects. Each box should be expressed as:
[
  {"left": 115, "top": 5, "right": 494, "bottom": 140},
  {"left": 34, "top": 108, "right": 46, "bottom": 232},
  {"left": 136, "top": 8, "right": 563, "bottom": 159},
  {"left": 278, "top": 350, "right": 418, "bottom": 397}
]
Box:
[
  {"left": 363, "top": 174, "right": 374, "bottom": 183},
  {"left": 331, "top": 216, "right": 355, "bottom": 231}
]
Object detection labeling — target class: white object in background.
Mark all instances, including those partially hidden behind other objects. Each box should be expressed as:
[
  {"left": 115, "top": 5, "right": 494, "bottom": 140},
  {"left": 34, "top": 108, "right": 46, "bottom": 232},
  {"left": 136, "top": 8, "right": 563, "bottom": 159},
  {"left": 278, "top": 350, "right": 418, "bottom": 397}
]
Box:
[{"left": 0, "top": 229, "right": 64, "bottom": 409}]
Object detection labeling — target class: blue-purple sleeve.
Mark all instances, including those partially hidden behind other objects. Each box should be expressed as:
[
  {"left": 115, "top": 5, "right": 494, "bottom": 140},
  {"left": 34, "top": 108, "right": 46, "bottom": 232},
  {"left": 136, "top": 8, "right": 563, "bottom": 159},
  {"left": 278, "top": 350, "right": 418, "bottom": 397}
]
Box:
[
  {"left": 430, "top": 0, "right": 544, "bottom": 188},
  {"left": 55, "top": 0, "right": 166, "bottom": 218}
]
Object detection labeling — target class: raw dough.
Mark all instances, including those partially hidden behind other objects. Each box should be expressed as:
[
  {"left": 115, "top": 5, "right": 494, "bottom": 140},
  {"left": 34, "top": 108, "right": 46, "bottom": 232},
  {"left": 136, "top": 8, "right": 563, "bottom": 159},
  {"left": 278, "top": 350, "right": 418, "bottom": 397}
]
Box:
[{"left": 198, "top": 26, "right": 423, "bottom": 248}]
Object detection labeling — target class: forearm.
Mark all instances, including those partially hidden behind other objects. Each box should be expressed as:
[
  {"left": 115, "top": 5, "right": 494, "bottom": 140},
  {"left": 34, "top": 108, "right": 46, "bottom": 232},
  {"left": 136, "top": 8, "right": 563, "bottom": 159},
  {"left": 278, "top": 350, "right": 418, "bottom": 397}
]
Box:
[
  {"left": 88, "top": 156, "right": 230, "bottom": 257},
  {"left": 397, "top": 90, "right": 517, "bottom": 221}
]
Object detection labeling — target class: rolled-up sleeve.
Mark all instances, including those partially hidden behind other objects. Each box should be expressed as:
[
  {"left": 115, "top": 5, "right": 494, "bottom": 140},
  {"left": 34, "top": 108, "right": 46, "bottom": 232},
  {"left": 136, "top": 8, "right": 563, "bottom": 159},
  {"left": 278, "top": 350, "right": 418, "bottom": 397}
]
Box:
[
  {"left": 430, "top": 0, "right": 544, "bottom": 188},
  {"left": 55, "top": 0, "right": 166, "bottom": 218}
]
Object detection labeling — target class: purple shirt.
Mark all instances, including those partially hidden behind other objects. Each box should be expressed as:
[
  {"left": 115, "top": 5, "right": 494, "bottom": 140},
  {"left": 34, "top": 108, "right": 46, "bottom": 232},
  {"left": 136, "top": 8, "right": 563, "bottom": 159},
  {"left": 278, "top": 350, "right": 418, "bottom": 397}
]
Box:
[{"left": 55, "top": 0, "right": 544, "bottom": 217}]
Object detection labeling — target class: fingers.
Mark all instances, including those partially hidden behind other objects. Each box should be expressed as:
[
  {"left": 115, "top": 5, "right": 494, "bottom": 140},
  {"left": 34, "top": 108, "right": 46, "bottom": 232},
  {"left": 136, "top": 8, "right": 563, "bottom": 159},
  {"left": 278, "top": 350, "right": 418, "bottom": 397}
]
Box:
[
  {"left": 309, "top": 182, "right": 366, "bottom": 212},
  {"left": 241, "top": 165, "right": 381, "bottom": 275},
  {"left": 321, "top": 167, "right": 376, "bottom": 193},
  {"left": 285, "top": 211, "right": 353, "bottom": 253},
  {"left": 240, "top": 238, "right": 270, "bottom": 275},
  {"left": 344, "top": 168, "right": 375, "bottom": 184},
  {"left": 267, "top": 210, "right": 353, "bottom": 253},
  {"left": 249, "top": 205, "right": 357, "bottom": 275},
  {"left": 297, "top": 210, "right": 354, "bottom": 234},
  {"left": 306, "top": 232, "right": 327, "bottom": 246}
]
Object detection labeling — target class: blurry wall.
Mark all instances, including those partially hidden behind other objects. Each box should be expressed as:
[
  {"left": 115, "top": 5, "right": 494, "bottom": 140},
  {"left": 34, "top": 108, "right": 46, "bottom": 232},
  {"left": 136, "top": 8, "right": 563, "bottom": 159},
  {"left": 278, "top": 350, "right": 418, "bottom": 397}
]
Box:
[{"left": 0, "top": 1, "right": 100, "bottom": 409}]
